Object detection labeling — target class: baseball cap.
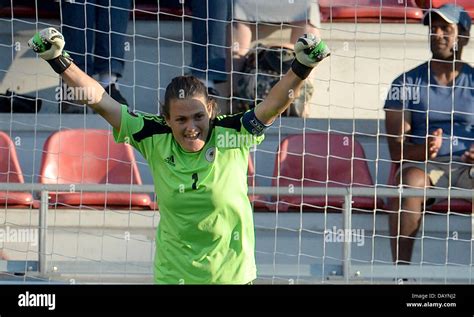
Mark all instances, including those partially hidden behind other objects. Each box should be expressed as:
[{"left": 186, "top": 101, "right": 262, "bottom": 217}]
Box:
[{"left": 423, "top": 4, "right": 471, "bottom": 33}]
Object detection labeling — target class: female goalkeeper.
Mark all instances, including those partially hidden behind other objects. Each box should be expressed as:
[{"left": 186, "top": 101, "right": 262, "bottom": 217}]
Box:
[{"left": 28, "top": 27, "right": 330, "bottom": 284}]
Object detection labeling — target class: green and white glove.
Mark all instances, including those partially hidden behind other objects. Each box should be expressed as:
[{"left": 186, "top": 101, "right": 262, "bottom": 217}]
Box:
[
  {"left": 291, "top": 33, "right": 330, "bottom": 80},
  {"left": 28, "top": 27, "right": 72, "bottom": 74}
]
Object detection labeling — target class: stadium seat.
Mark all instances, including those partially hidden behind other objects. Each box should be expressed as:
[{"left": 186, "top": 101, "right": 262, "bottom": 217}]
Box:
[
  {"left": 0, "top": 131, "right": 36, "bottom": 208},
  {"left": 38, "top": 129, "right": 152, "bottom": 209},
  {"left": 248, "top": 156, "right": 270, "bottom": 211},
  {"left": 387, "top": 163, "right": 472, "bottom": 214},
  {"left": 319, "top": 0, "right": 423, "bottom": 22},
  {"left": 271, "top": 133, "right": 383, "bottom": 212}
]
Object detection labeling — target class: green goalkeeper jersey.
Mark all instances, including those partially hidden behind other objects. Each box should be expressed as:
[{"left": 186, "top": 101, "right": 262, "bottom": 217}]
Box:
[{"left": 113, "top": 105, "right": 264, "bottom": 284}]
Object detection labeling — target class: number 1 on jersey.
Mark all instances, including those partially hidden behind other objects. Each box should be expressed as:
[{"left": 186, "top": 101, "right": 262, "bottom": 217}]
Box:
[{"left": 192, "top": 173, "right": 198, "bottom": 190}]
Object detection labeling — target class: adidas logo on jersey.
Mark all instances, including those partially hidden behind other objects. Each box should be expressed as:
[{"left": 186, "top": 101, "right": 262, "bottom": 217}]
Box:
[{"left": 164, "top": 155, "right": 175, "bottom": 167}]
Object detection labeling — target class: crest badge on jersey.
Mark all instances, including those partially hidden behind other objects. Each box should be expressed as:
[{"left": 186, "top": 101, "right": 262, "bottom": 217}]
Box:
[{"left": 205, "top": 147, "right": 216, "bottom": 163}]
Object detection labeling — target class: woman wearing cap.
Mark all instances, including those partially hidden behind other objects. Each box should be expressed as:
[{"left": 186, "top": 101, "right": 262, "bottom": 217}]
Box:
[{"left": 384, "top": 4, "right": 474, "bottom": 265}]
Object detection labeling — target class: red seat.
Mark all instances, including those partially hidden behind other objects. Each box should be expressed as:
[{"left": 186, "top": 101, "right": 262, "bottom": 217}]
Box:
[
  {"left": 319, "top": 0, "right": 423, "bottom": 22},
  {"left": 271, "top": 133, "right": 382, "bottom": 212},
  {"left": 0, "top": 131, "right": 36, "bottom": 208},
  {"left": 416, "top": 0, "right": 474, "bottom": 18},
  {"left": 387, "top": 162, "right": 472, "bottom": 214},
  {"left": 39, "top": 129, "right": 152, "bottom": 209},
  {"left": 248, "top": 156, "right": 269, "bottom": 211}
]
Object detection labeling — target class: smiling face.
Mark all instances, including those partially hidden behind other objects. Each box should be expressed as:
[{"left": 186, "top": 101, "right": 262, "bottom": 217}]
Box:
[
  {"left": 429, "top": 15, "right": 460, "bottom": 60},
  {"left": 165, "top": 96, "right": 211, "bottom": 152},
  {"left": 162, "top": 76, "right": 218, "bottom": 152}
]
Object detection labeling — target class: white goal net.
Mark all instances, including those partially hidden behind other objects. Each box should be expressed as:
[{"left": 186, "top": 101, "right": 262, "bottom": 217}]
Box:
[{"left": 0, "top": 0, "right": 472, "bottom": 285}]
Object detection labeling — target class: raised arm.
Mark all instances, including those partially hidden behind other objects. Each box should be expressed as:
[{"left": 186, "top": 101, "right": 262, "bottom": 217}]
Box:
[
  {"left": 28, "top": 27, "right": 121, "bottom": 131},
  {"left": 254, "top": 34, "right": 330, "bottom": 125}
]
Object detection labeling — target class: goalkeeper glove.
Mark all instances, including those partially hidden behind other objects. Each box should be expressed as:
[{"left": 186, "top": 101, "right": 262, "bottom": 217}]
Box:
[
  {"left": 28, "top": 27, "right": 72, "bottom": 74},
  {"left": 291, "top": 33, "right": 330, "bottom": 80}
]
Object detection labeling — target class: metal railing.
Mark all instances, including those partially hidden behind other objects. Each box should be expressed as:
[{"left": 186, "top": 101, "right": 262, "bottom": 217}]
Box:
[{"left": 0, "top": 183, "right": 471, "bottom": 281}]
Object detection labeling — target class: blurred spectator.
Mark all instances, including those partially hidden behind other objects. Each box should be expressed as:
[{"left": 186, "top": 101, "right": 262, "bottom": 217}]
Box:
[
  {"left": 233, "top": 42, "right": 313, "bottom": 116},
  {"left": 231, "top": 0, "right": 320, "bottom": 71},
  {"left": 188, "top": 0, "right": 231, "bottom": 100},
  {"left": 60, "top": 0, "right": 131, "bottom": 113},
  {"left": 384, "top": 4, "right": 474, "bottom": 264},
  {"left": 231, "top": 0, "right": 320, "bottom": 116}
]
